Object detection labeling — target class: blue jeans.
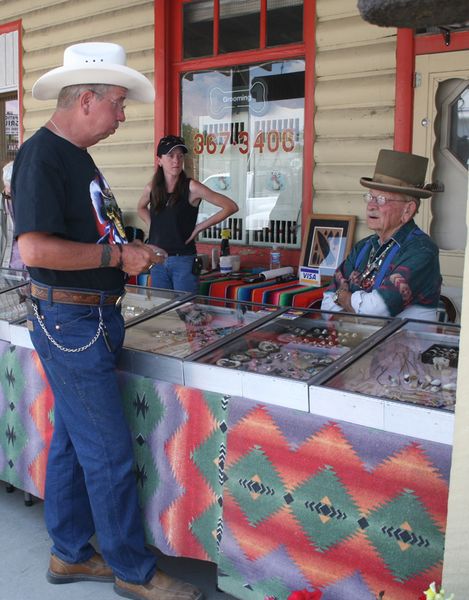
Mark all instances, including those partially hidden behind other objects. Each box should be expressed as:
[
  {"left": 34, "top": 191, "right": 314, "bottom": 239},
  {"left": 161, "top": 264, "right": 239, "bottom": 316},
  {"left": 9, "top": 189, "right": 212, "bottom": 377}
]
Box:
[
  {"left": 150, "top": 255, "right": 198, "bottom": 293},
  {"left": 29, "top": 292, "right": 156, "bottom": 584}
]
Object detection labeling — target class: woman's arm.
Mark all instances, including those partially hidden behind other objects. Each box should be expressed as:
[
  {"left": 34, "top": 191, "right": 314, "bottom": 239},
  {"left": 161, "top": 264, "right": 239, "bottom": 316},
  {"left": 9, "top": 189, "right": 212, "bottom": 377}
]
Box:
[
  {"left": 137, "top": 183, "right": 152, "bottom": 227},
  {"left": 186, "top": 179, "right": 238, "bottom": 243}
]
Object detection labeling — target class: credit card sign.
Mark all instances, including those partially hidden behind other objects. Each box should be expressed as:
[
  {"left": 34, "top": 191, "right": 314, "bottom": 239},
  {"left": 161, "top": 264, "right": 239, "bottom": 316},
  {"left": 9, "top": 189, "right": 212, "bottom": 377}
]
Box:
[{"left": 299, "top": 266, "right": 321, "bottom": 287}]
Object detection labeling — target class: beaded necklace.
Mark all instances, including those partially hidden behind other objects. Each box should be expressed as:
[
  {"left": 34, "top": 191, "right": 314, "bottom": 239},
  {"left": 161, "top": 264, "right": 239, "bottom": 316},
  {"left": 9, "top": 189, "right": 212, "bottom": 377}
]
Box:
[{"left": 358, "top": 240, "right": 396, "bottom": 290}]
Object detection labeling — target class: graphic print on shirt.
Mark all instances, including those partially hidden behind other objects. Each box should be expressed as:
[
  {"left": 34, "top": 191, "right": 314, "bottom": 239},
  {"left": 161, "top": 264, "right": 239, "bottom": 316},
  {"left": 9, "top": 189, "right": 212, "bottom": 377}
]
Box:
[{"left": 90, "top": 169, "right": 127, "bottom": 244}]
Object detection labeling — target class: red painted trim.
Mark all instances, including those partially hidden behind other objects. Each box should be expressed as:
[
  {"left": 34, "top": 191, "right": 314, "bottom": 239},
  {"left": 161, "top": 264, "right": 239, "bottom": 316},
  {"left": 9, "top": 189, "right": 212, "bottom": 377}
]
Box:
[
  {"left": 260, "top": 0, "right": 267, "bottom": 50},
  {"left": 169, "top": 1, "right": 184, "bottom": 132},
  {"left": 415, "top": 30, "right": 469, "bottom": 55},
  {"left": 302, "top": 0, "right": 315, "bottom": 243},
  {"left": 172, "top": 42, "right": 305, "bottom": 72},
  {"left": 394, "top": 29, "right": 414, "bottom": 152},
  {"left": 154, "top": 0, "right": 168, "bottom": 149},
  {"left": 0, "top": 19, "right": 21, "bottom": 34}
]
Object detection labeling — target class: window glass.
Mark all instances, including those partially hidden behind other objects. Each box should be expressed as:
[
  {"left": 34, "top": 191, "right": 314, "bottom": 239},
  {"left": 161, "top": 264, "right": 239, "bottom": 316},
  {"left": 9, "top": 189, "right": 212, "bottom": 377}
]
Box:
[
  {"left": 219, "top": 0, "right": 260, "bottom": 54},
  {"left": 1, "top": 94, "right": 18, "bottom": 164},
  {"left": 449, "top": 85, "right": 469, "bottom": 170},
  {"left": 183, "top": 0, "right": 214, "bottom": 59},
  {"left": 267, "top": 0, "right": 303, "bottom": 46},
  {"left": 181, "top": 60, "right": 305, "bottom": 248}
]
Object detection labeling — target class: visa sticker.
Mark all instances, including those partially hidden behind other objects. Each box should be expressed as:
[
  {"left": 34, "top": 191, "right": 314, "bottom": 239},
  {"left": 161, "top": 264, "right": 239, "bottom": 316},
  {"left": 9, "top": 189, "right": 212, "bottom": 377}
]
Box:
[{"left": 299, "top": 266, "right": 321, "bottom": 287}]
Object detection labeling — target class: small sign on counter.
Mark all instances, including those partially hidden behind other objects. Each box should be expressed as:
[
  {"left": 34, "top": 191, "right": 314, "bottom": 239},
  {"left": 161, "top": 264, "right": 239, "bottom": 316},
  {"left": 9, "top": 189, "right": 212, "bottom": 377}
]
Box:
[{"left": 299, "top": 266, "right": 321, "bottom": 287}]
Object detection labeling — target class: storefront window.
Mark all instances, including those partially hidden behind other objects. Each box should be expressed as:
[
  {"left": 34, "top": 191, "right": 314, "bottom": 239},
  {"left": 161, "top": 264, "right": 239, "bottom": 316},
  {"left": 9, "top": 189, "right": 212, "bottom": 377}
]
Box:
[
  {"left": 181, "top": 60, "right": 305, "bottom": 248},
  {"left": 0, "top": 94, "right": 18, "bottom": 164},
  {"left": 219, "top": 0, "right": 260, "bottom": 54},
  {"left": 183, "top": 0, "right": 214, "bottom": 59},
  {"left": 266, "top": 0, "right": 303, "bottom": 46},
  {"left": 182, "top": 0, "right": 304, "bottom": 57}
]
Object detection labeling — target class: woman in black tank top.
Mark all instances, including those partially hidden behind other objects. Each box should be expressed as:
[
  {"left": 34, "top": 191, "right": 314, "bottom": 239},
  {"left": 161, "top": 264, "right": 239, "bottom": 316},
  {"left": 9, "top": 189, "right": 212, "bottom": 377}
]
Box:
[{"left": 137, "top": 135, "right": 238, "bottom": 293}]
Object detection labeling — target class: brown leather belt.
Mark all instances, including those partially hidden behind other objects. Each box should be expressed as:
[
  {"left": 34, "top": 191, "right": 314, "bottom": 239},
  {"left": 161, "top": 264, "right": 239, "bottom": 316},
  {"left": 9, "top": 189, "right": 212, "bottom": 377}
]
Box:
[{"left": 30, "top": 283, "right": 124, "bottom": 306}]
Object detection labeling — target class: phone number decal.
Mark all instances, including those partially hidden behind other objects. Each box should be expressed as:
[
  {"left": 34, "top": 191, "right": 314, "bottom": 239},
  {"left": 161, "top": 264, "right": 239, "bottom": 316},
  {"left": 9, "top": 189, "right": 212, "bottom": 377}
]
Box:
[{"left": 193, "top": 129, "right": 296, "bottom": 155}]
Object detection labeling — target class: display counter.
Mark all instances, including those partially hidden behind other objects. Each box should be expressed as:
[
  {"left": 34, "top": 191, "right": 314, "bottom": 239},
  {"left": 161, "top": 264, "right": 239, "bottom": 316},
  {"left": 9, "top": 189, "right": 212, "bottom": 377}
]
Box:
[
  {"left": 314, "top": 319, "right": 458, "bottom": 444},
  {"left": 8, "top": 283, "right": 189, "bottom": 349},
  {"left": 0, "top": 283, "right": 459, "bottom": 600},
  {"left": 120, "top": 295, "right": 277, "bottom": 384},
  {"left": 186, "top": 308, "right": 393, "bottom": 410}
]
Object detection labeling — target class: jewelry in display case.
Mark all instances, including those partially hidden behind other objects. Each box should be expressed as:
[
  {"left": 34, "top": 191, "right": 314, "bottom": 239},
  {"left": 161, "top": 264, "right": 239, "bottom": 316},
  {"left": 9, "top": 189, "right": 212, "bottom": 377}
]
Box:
[
  {"left": 199, "top": 311, "right": 389, "bottom": 381},
  {"left": 323, "top": 321, "right": 460, "bottom": 411},
  {"left": 123, "top": 298, "right": 269, "bottom": 359}
]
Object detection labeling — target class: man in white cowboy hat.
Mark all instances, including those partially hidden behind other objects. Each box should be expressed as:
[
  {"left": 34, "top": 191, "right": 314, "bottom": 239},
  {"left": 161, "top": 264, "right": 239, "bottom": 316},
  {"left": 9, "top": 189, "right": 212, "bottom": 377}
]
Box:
[
  {"left": 12, "top": 42, "right": 202, "bottom": 600},
  {"left": 321, "top": 149, "right": 441, "bottom": 320}
]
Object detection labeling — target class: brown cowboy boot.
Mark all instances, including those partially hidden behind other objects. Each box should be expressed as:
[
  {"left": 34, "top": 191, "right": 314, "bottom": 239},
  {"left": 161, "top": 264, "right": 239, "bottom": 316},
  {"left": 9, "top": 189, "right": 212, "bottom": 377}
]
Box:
[
  {"left": 47, "top": 552, "right": 114, "bottom": 584},
  {"left": 114, "top": 570, "right": 203, "bottom": 600}
]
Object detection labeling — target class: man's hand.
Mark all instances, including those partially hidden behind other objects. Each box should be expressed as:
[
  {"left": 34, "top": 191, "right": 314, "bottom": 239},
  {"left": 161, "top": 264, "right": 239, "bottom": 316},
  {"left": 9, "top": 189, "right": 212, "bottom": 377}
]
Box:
[
  {"left": 335, "top": 281, "right": 354, "bottom": 313},
  {"left": 121, "top": 241, "right": 167, "bottom": 276}
]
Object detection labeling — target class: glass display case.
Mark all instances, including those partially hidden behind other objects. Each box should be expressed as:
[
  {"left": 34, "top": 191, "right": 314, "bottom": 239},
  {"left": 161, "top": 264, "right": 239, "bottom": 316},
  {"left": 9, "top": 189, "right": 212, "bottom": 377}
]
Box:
[
  {"left": 185, "top": 308, "right": 393, "bottom": 410},
  {"left": 8, "top": 283, "right": 189, "bottom": 348},
  {"left": 313, "top": 319, "right": 460, "bottom": 444},
  {"left": 122, "top": 296, "right": 278, "bottom": 383},
  {"left": 121, "top": 285, "right": 189, "bottom": 325},
  {"left": 324, "top": 319, "right": 459, "bottom": 411},
  {"left": 196, "top": 309, "right": 391, "bottom": 380}
]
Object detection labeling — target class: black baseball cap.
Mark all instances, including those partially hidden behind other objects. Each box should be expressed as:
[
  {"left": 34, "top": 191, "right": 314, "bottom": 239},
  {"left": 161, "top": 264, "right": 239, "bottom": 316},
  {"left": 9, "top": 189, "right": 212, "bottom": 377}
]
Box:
[{"left": 157, "top": 135, "right": 188, "bottom": 157}]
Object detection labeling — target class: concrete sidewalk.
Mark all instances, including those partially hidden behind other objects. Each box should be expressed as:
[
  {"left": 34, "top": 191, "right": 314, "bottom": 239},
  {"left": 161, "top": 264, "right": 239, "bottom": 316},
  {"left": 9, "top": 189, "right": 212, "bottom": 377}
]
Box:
[{"left": 0, "top": 485, "right": 234, "bottom": 600}]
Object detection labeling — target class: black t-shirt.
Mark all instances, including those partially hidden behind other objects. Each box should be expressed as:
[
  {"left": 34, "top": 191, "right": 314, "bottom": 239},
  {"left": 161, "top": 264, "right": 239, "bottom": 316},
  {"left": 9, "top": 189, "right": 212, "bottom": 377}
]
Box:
[
  {"left": 12, "top": 127, "right": 126, "bottom": 291},
  {"left": 148, "top": 177, "right": 199, "bottom": 255}
]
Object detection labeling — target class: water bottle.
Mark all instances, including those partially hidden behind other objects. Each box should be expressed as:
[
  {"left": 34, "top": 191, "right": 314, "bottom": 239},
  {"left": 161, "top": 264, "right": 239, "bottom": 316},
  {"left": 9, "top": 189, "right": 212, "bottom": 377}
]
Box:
[{"left": 270, "top": 244, "right": 281, "bottom": 270}]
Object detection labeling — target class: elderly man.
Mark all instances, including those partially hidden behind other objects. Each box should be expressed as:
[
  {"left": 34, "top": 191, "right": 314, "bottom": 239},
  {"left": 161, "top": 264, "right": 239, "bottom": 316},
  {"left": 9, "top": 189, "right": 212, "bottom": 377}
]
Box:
[
  {"left": 321, "top": 149, "right": 441, "bottom": 320},
  {"left": 12, "top": 43, "right": 201, "bottom": 600}
]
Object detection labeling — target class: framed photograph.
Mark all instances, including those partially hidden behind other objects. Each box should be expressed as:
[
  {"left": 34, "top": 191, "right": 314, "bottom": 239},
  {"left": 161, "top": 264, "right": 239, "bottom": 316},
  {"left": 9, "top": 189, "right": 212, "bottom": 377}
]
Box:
[{"left": 299, "top": 214, "right": 356, "bottom": 277}]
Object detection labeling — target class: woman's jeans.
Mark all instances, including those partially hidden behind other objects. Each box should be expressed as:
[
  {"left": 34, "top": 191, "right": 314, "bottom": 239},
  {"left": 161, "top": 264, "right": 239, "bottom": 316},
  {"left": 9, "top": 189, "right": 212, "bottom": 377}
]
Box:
[
  {"left": 150, "top": 255, "right": 198, "bottom": 293},
  {"left": 29, "top": 294, "right": 156, "bottom": 584}
]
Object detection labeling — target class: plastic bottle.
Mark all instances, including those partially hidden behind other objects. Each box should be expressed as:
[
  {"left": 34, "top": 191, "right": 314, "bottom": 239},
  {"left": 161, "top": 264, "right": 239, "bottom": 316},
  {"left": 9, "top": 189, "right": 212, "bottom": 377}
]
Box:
[
  {"left": 219, "top": 255, "right": 233, "bottom": 275},
  {"left": 211, "top": 247, "right": 220, "bottom": 270},
  {"left": 269, "top": 244, "right": 281, "bottom": 270},
  {"left": 220, "top": 228, "right": 231, "bottom": 256}
]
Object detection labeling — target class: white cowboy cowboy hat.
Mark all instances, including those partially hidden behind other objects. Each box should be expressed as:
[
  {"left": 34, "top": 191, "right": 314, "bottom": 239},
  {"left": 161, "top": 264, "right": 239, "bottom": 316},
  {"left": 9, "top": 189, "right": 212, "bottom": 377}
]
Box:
[{"left": 32, "top": 42, "right": 155, "bottom": 103}]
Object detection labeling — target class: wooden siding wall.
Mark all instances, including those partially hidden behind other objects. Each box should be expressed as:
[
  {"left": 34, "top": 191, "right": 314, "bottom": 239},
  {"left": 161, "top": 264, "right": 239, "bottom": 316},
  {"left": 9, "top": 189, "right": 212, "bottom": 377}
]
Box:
[
  {"left": 314, "top": 0, "right": 397, "bottom": 242},
  {"left": 0, "top": 0, "right": 155, "bottom": 225}
]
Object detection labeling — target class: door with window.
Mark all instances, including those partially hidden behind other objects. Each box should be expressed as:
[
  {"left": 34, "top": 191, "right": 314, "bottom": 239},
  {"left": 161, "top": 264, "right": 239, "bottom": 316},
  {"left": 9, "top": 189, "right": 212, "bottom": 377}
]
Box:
[
  {"left": 161, "top": 0, "right": 313, "bottom": 264},
  {"left": 413, "top": 49, "right": 469, "bottom": 312}
]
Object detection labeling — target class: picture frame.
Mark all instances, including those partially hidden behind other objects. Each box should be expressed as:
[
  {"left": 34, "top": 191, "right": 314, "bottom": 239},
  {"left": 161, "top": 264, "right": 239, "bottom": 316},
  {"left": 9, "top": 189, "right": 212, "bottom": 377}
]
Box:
[{"left": 299, "top": 214, "right": 356, "bottom": 277}]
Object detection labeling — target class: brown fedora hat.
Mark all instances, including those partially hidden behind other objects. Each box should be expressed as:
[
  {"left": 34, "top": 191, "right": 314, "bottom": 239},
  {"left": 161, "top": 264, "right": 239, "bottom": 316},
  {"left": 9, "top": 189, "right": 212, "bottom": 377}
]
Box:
[{"left": 360, "top": 149, "right": 433, "bottom": 198}]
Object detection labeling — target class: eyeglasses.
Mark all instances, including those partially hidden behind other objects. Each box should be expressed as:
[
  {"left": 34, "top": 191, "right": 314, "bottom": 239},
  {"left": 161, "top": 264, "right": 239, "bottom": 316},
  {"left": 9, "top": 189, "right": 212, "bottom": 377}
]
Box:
[
  {"left": 91, "top": 90, "right": 126, "bottom": 112},
  {"left": 363, "top": 192, "right": 408, "bottom": 206}
]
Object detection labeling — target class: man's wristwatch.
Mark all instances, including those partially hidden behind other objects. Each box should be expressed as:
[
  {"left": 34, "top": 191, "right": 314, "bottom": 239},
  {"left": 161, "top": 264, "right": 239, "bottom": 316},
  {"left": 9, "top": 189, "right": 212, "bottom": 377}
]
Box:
[{"left": 333, "top": 290, "right": 340, "bottom": 304}]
